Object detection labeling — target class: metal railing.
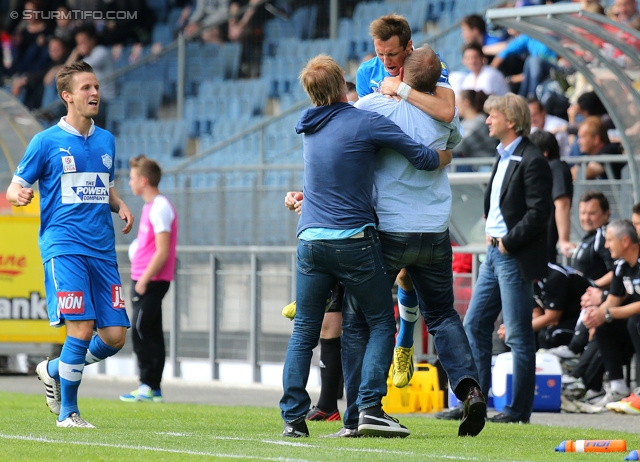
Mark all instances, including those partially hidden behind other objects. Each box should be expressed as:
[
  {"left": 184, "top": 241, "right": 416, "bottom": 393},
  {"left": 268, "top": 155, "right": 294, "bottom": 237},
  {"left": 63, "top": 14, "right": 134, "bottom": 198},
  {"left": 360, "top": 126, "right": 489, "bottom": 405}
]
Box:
[{"left": 114, "top": 244, "right": 486, "bottom": 382}]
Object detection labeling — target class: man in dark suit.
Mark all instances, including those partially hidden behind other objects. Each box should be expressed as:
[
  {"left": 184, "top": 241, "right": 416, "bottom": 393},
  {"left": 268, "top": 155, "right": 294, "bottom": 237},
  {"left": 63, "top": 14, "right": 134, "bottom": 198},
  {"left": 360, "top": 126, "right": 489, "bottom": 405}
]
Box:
[{"left": 463, "top": 92, "right": 553, "bottom": 424}]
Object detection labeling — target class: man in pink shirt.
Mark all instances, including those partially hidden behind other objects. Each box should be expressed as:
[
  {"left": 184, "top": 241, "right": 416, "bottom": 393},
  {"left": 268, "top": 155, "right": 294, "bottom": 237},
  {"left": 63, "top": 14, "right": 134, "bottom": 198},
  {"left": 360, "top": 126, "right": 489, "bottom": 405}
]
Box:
[{"left": 121, "top": 155, "right": 178, "bottom": 402}]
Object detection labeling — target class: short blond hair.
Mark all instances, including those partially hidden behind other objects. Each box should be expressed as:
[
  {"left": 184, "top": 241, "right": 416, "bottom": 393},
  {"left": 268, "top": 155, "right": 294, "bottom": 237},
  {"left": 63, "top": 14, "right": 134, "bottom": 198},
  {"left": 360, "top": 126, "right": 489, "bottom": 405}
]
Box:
[
  {"left": 484, "top": 93, "right": 531, "bottom": 137},
  {"left": 299, "top": 54, "right": 345, "bottom": 107}
]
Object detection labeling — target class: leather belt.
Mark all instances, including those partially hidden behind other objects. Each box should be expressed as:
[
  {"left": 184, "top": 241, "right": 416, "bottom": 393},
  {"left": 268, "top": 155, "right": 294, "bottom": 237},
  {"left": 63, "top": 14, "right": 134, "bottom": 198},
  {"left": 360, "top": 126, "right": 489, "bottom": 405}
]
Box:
[{"left": 490, "top": 237, "right": 500, "bottom": 247}]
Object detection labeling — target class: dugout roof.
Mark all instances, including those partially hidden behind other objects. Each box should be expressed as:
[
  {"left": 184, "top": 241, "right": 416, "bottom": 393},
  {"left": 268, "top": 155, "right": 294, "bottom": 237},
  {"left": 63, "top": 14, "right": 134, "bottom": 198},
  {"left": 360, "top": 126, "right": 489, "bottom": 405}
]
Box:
[
  {"left": 485, "top": 3, "right": 640, "bottom": 201},
  {"left": 0, "top": 89, "right": 42, "bottom": 176}
]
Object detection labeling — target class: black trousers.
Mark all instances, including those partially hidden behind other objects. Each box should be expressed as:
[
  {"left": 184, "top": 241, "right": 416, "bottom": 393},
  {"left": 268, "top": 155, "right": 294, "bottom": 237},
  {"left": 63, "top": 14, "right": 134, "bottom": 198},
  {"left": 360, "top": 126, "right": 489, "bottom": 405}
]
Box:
[
  {"left": 595, "top": 317, "right": 635, "bottom": 382},
  {"left": 131, "top": 280, "right": 171, "bottom": 390}
]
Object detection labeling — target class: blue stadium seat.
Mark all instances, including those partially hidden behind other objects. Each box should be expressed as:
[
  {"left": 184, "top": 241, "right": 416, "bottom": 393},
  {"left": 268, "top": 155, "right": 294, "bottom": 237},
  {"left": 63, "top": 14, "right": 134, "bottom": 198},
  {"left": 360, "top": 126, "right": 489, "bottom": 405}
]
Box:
[
  {"left": 291, "top": 5, "right": 318, "bottom": 40},
  {"left": 152, "top": 23, "right": 173, "bottom": 46},
  {"left": 128, "top": 97, "right": 149, "bottom": 120},
  {"left": 221, "top": 42, "right": 242, "bottom": 79},
  {"left": 106, "top": 98, "right": 127, "bottom": 133}
]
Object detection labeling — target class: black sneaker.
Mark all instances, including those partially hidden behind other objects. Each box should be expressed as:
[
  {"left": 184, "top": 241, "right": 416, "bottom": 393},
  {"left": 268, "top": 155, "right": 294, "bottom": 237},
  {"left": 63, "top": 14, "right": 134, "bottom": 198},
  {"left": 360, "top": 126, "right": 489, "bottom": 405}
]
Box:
[
  {"left": 357, "top": 406, "right": 410, "bottom": 438},
  {"left": 282, "top": 418, "right": 309, "bottom": 438}
]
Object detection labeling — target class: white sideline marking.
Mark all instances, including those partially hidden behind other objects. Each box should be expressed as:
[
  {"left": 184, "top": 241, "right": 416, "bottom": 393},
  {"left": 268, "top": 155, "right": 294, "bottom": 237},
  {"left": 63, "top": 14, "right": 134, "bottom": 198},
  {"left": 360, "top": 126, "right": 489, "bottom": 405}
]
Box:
[
  {"left": 2, "top": 433, "right": 483, "bottom": 461},
  {"left": 0, "top": 434, "right": 308, "bottom": 461},
  {"left": 156, "top": 433, "right": 482, "bottom": 460}
]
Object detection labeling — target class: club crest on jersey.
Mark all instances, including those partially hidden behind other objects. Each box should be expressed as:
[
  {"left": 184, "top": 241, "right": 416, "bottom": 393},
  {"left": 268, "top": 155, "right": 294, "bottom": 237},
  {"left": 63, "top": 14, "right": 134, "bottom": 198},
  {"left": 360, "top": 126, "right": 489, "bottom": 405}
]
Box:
[
  {"left": 62, "top": 155, "right": 76, "bottom": 173},
  {"left": 112, "top": 284, "right": 126, "bottom": 308},
  {"left": 102, "top": 153, "right": 112, "bottom": 170},
  {"left": 58, "top": 291, "right": 85, "bottom": 315},
  {"left": 624, "top": 278, "right": 634, "bottom": 295}
]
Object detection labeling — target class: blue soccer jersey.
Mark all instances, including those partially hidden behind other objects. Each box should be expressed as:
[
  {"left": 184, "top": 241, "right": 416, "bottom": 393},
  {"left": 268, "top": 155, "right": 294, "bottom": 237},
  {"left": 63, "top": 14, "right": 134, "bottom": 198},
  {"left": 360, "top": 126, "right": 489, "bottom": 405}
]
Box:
[
  {"left": 356, "top": 52, "right": 452, "bottom": 97},
  {"left": 12, "top": 118, "right": 117, "bottom": 262}
]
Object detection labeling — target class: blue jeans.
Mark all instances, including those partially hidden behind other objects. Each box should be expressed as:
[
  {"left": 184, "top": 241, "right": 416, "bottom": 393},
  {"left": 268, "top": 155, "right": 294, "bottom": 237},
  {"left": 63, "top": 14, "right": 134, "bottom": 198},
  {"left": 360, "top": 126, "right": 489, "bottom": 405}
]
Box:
[
  {"left": 463, "top": 245, "right": 536, "bottom": 420},
  {"left": 280, "top": 227, "right": 396, "bottom": 424},
  {"left": 342, "top": 229, "right": 480, "bottom": 428},
  {"left": 519, "top": 56, "right": 555, "bottom": 99}
]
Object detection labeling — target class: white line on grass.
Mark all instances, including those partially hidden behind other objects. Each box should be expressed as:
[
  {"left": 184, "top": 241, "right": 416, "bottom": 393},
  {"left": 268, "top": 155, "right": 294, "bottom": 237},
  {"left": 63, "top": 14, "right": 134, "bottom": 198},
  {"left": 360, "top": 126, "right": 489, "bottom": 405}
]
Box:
[
  {"left": 0, "top": 433, "right": 309, "bottom": 461},
  {"left": 155, "top": 433, "right": 483, "bottom": 460}
]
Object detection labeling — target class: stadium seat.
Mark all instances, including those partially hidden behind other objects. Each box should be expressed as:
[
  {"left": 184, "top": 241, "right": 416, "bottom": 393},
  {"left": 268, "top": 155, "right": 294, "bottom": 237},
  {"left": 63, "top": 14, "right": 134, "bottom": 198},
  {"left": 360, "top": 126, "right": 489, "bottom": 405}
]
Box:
[
  {"left": 128, "top": 97, "right": 149, "bottom": 120},
  {"left": 222, "top": 42, "right": 242, "bottom": 79},
  {"left": 152, "top": 23, "right": 173, "bottom": 46},
  {"left": 292, "top": 5, "right": 318, "bottom": 40},
  {"left": 106, "top": 98, "right": 127, "bottom": 133}
]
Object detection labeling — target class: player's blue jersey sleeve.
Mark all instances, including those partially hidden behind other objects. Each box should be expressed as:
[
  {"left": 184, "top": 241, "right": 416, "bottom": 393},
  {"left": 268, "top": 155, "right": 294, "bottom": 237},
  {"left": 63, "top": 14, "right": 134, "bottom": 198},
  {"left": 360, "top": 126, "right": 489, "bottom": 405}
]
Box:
[
  {"left": 356, "top": 58, "right": 379, "bottom": 97},
  {"left": 435, "top": 52, "right": 450, "bottom": 85},
  {"left": 15, "top": 133, "right": 47, "bottom": 186}
]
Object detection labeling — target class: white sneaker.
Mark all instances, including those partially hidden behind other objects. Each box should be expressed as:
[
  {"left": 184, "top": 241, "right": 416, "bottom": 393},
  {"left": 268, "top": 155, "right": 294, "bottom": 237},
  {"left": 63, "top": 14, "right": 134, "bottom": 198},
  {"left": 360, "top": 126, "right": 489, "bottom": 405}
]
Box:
[
  {"left": 560, "top": 396, "right": 582, "bottom": 413},
  {"left": 581, "top": 389, "right": 629, "bottom": 413},
  {"left": 561, "top": 374, "right": 580, "bottom": 385},
  {"left": 549, "top": 345, "right": 579, "bottom": 360},
  {"left": 56, "top": 412, "right": 96, "bottom": 428},
  {"left": 35, "top": 359, "right": 61, "bottom": 415}
]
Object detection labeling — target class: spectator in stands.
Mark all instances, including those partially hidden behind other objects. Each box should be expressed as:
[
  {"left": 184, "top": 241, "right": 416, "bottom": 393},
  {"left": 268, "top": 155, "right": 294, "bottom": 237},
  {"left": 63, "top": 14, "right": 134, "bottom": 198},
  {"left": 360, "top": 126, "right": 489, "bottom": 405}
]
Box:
[
  {"left": 528, "top": 130, "right": 573, "bottom": 262},
  {"left": 460, "top": 14, "right": 508, "bottom": 62},
  {"left": 53, "top": 5, "right": 78, "bottom": 46},
  {"left": 491, "top": 32, "right": 557, "bottom": 99},
  {"left": 566, "top": 91, "right": 613, "bottom": 156},
  {"left": 186, "top": 0, "right": 229, "bottom": 33},
  {"left": 98, "top": 0, "right": 155, "bottom": 47},
  {"left": 528, "top": 98, "right": 570, "bottom": 157},
  {"left": 6, "top": 0, "right": 53, "bottom": 77},
  {"left": 11, "top": 36, "right": 70, "bottom": 109},
  {"left": 453, "top": 90, "right": 498, "bottom": 168},
  {"left": 460, "top": 42, "right": 509, "bottom": 96},
  {"left": 68, "top": 23, "right": 116, "bottom": 123},
  {"left": 279, "top": 53, "right": 446, "bottom": 439},
  {"left": 228, "top": 0, "right": 265, "bottom": 77},
  {"left": 611, "top": 0, "right": 639, "bottom": 24},
  {"left": 463, "top": 93, "right": 553, "bottom": 424},
  {"left": 582, "top": 219, "right": 640, "bottom": 411},
  {"left": 633, "top": 202, "right": 640, "bottom": 234},
  {"left": 573, "top": 116, "right": 624, "bottom": 180}
]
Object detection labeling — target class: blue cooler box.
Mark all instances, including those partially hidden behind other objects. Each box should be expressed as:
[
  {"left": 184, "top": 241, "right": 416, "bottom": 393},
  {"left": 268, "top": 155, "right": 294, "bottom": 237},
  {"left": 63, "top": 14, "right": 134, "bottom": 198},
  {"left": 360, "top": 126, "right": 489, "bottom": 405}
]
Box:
[{"left": 492, "top": 352, "right": 562, "bottom": 412}]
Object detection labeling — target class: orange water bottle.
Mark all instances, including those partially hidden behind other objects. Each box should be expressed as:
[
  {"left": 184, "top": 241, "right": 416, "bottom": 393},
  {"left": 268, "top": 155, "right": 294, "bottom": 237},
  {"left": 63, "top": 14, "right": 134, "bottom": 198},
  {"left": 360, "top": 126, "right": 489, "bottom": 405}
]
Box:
[{"left": 555, "top": 440, "right": 627, "bottom": 453}]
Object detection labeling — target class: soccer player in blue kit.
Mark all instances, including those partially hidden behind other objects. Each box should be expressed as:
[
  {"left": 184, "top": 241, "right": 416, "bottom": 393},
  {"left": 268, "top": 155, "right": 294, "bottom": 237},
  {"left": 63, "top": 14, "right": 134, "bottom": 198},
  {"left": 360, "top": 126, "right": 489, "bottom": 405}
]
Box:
[
  {"left": 6, "top": 61, "right": 134, "bottom": 428},
  {"left": 356, "top": 14, "right": 457, "bottom": 388}
]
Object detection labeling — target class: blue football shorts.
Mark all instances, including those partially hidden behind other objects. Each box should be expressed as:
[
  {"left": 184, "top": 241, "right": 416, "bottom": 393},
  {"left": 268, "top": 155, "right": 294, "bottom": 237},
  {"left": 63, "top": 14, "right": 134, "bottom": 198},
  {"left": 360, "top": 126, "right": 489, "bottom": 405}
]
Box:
[{"left": 44, "top": 255, "right": 131, "bottom": 329}]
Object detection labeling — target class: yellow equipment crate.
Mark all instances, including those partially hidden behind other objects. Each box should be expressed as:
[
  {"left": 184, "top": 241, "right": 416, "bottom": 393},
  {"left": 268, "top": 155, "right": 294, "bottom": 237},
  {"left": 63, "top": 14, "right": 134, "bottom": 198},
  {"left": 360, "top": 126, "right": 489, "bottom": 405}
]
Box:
[{"left": 382, "top": 363, "right": 444, "bottom": 413}]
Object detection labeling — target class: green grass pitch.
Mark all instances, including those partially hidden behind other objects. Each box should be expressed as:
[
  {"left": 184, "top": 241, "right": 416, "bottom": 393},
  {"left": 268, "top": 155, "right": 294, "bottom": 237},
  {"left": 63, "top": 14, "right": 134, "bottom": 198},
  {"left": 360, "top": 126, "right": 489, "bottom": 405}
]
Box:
[{"left": 1, "top": 391, "right": 639, "bottom": 461}]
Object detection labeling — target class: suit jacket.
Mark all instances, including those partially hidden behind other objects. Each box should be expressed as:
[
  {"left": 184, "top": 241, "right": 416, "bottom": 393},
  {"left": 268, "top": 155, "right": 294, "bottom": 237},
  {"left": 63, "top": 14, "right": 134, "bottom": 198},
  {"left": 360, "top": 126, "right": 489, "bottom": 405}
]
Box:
[{"left": 484, "top": 137, "right": 553, "bottom": 280}]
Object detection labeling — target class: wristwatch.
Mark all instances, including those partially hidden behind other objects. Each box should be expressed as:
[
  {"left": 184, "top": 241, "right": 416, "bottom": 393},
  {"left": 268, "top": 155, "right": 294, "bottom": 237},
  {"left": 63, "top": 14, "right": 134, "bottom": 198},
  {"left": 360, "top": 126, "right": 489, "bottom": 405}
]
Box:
[{"left": 604, "top": 308, "right": 613, "bottom": 323}]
